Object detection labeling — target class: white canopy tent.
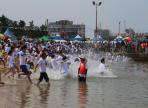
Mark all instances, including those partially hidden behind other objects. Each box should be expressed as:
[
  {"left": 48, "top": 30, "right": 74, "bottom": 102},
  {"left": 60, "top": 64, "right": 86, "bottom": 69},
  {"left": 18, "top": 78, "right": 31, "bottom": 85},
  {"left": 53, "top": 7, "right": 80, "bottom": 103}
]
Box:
[
  {"left": 114, "top": 35, "right": 123, "bottom": 43},
  {"left": 75, "top": 35, "right": 82, "bottom": 39},
  {"left": 116, "top": 35, "right": 123, "bottom": 39}
]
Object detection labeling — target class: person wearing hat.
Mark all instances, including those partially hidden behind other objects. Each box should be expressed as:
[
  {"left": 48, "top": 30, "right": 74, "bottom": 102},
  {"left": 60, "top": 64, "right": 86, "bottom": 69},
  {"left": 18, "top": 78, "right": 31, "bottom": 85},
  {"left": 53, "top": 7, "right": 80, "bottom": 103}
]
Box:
[{"left": 78, "top": 56, "right": 88, "bottom": 82}]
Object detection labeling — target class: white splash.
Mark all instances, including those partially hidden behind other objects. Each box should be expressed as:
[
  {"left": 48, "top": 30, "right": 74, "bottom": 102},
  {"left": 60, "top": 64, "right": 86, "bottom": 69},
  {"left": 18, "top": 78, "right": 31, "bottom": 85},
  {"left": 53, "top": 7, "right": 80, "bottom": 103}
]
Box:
[{"left": 31, "top": 53, "right": 129, "bottom": 80}]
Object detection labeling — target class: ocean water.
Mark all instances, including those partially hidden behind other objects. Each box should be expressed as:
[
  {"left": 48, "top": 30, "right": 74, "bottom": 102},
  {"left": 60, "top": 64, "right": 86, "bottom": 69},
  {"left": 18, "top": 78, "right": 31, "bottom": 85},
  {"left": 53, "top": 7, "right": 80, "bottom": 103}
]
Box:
[{"left": 0, "top": 55, "right": 148, "bottom": 108}]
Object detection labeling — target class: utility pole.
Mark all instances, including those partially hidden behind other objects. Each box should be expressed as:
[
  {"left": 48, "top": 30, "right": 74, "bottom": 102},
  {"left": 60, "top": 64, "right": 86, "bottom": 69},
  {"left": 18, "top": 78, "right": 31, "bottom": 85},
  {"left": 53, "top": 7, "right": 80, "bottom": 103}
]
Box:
[
  {"left": 92, "top": 1, "right": 102, "bottom": 42},
  {"left": 118, "top": 21, "right": 121, "bottom": 35}
]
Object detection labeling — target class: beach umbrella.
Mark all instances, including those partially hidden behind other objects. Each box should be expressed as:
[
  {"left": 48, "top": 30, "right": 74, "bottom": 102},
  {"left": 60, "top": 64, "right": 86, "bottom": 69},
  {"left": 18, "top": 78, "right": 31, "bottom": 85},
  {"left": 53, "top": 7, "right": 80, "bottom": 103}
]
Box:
[
  {"left": 0, "top": 34, "right": 5, "bottom": 40},
  {"left": 124, "top": 36, "right": 132, "bottom": 43}
]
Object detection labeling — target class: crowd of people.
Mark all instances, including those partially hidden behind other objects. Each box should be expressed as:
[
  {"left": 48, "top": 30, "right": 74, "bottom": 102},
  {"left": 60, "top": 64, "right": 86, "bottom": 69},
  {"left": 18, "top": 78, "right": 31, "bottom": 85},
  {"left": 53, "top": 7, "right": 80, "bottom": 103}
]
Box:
[
  {"left": 0, "top": 36, "right": 146, "bottom": 86},
  {"left": 0, "top": 38, "right": 93, "bottom": 85}
]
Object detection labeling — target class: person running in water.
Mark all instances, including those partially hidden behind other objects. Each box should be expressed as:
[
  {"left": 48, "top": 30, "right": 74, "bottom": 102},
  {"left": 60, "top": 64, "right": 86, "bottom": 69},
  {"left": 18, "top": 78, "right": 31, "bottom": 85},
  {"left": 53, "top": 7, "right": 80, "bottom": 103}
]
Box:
[
  {"left": 4, "top": 50, "right": 16, "bottom": 78},
  {"left": 35, "top": 52, "right": 50, "bottom": 86},
  {"left": 78, "top": 55, "right": 88, "bottom": 82},
  {"left": 18, "top": 46, "right": 32, "bottom": 84},
  {"left": 60, "top": 56, "right": 69, "bottom": 76}
]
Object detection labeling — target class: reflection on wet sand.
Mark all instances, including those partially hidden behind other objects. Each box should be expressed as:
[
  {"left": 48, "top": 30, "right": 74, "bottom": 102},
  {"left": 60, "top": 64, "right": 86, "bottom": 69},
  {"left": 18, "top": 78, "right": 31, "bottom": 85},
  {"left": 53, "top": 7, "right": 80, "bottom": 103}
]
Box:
[
  {"left": 60, "top": 81, "right": 69, "bottom": 107},
  {"left": 78, "top": 82, "right": 88, "bottom": 108},
  {"left": 0, "top": 81, "right": 32, "bottom": 108},
  {"left": 37, "top": 85, "right": 50, "bottom": 108},
  {"left": 16, "top": 84, "right": 31, "bottom": 108},
  {"left": 0, "top": 61, "right": 148, "bottom": 108}
]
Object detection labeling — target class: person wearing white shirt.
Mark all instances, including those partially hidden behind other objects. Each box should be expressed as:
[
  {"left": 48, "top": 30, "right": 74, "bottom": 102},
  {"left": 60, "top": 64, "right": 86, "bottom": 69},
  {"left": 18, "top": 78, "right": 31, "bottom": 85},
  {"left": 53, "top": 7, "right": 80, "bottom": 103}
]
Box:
[
  {"left": 18, "top": 50, "right": 26, "bottom": 66},
  {"left": 57, "top": 54, "right": 63, "bottom": 65},
  {"left": 34, "top": 52, "right": 39, "bottom": 66},
  {"left": 18, "top": 46, "right": 32, "bottom": 84},
  {"left": 5, "top": 44, "right": 11, "bottom": 54},
  {"left": 98, "top": 58, "right": 106, "bottom": 74},
  {"left": 4, "top": 50, "right": 16, "bottom": 77},
  {"left": 50, "top": 54, "right": 58, "bottom": 70},
  {"left": 35, "top": 53, "right": 50, "bottom": 86},
  {"left": 26, "top": 53, "right": 34, "bottom": 69},
  {"left": 60, "top": 56, "right": 69, "bottom": 76}
]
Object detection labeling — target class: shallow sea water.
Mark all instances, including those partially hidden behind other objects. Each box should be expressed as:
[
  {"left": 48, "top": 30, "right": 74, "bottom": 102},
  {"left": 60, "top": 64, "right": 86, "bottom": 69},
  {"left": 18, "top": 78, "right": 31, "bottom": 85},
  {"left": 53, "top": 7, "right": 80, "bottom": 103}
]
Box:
[{"left": 0, "top": 58, "right": 148, "bottom": 108}]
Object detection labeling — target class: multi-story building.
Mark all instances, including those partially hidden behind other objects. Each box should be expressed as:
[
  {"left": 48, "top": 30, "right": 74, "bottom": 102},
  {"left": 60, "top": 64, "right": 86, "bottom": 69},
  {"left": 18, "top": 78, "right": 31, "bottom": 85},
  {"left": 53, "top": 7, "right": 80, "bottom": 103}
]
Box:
[{"left": 48, "top": 20, "right": 85, "bottom": 39}]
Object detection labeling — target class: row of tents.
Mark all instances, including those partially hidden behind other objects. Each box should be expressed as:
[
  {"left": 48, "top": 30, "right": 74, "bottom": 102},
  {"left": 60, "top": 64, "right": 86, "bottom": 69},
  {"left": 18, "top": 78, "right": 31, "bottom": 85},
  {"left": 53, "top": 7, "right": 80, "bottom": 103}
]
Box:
[
  {"left": 1, "top": 28, "right": 147, "bottom": 43},
  {"left": 39, "top": 35, "right": 84, "bottom": 42}
]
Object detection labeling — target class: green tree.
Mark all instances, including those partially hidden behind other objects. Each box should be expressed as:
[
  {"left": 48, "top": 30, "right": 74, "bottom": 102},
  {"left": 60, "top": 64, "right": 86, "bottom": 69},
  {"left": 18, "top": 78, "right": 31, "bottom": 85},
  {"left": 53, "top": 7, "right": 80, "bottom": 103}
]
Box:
[
  {"left": 0, "top": 14, "right": 9, "bottom": 26},
  {"left": 18, "top": 20, "right": 26, "bottom": 28},
  {"left": 40, "top": 24, "right": 47, "bottom": 31},
  {"left": 12, "top": 21, "right": 18, "bottom": 28},
  {"left": 29, "top": 20, "right": 34, "bottom": 28},
  {"left": 8, "top": 20, "right": 14, "bottom": 27}
]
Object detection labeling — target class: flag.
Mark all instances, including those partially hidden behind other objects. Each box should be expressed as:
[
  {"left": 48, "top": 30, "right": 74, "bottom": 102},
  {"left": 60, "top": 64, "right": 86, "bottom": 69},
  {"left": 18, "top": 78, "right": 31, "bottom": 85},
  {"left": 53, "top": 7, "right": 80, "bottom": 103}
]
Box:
[
  {"left": 4, "top": 28, "right": 13, "bottom": 37},
  {"left": 4, "top": 28, "right": 16, "bottom": 40}
]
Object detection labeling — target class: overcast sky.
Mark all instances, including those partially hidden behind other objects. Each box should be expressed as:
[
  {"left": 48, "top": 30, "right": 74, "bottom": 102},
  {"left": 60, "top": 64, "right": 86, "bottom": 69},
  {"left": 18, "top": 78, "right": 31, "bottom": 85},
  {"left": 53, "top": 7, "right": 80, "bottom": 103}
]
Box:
[{"left": 0, "top": 0, "right": 148, "bottom": 37}]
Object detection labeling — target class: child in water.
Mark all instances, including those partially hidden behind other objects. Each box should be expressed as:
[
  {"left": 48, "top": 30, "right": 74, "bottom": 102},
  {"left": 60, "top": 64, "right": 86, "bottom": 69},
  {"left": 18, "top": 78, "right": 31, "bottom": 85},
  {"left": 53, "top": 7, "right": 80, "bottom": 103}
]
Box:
[{"left": 78, "top": 56, "right": 88, "bottom": 82}]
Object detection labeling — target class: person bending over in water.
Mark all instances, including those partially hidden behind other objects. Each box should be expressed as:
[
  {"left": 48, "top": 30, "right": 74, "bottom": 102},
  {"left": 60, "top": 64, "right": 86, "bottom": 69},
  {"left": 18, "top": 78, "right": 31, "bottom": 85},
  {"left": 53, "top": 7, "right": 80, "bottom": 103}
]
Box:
[
  {"left": 98, "top": 58, "right": 106, "bottom": 74},
  {"left": 78, "top": 56, "right": 88, "bottom": 82}
]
